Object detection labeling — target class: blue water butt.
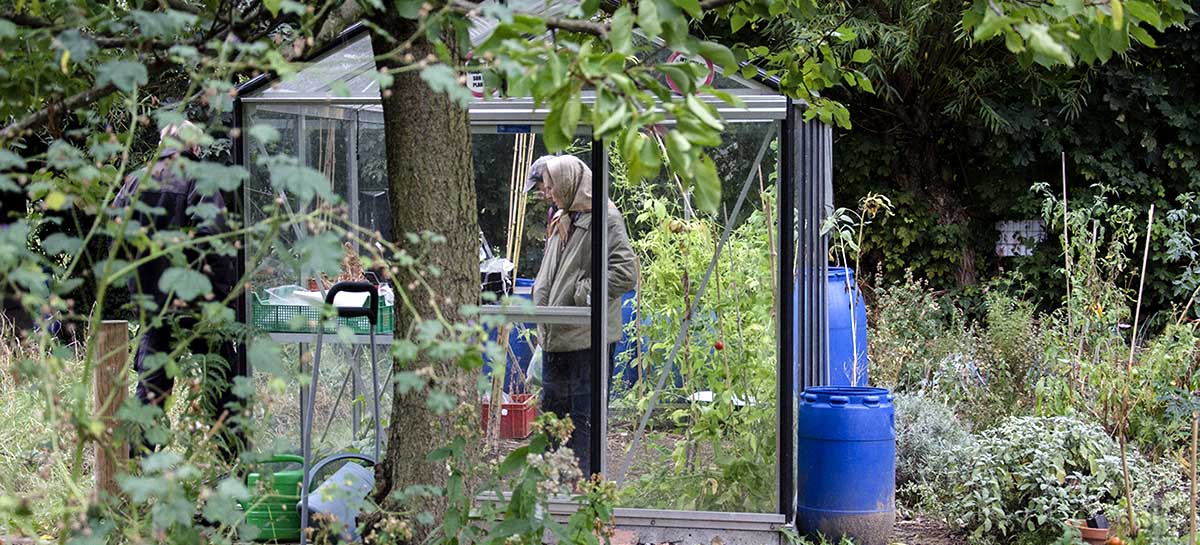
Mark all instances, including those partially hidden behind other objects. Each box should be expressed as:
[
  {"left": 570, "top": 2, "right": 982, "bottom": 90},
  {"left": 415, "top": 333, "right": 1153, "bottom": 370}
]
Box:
[
  {"left": 611, "top": 289, "right": 640, "bottom": 390},
  {"left": 797, "top": 386, "right": 895, "bottom": 545},
  {"left": 827, "top": 267, "right": 868, "bottom": 387},
  {"left": 792, "top": 268, "right": 870, "bottom": 389},
  {"left": 483, "top": 278, "right": 536, "bottom": 392}
]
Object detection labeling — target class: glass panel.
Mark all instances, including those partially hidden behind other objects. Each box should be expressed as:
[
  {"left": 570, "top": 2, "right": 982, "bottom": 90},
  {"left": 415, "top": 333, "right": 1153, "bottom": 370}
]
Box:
[
  {"left": 474, "top": 132, "right": 596, "bottom": 480},
  {"left": 242, "top": 104, "right": 392, "bottom": 461},
  {"left": 258, "top": 33, "right": 378, "bottom": 99},
  {"left": 244, "top": 105, "right": 603, "bottom": 479},
  {"left": 605, "top": 121, "right": 781, "bottom": 512}
]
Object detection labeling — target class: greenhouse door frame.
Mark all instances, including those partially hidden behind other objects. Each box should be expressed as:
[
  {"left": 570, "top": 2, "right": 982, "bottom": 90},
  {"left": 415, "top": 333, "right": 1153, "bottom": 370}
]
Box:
[{"left": 233, "top": 92, "right": 832, "bottom": 536}]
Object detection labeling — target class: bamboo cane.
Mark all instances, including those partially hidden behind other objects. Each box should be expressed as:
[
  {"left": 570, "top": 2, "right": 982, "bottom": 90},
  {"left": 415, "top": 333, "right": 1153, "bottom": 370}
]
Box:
[
  {"left": 1062, "top": 153, "right": 1076, "bottom": 390},
  {"left": 1190, "top": 410, "right": 1197, "bottom": 545},
  {"left": 1119, "top": 204, "right": 1155, "bottom": 536}
]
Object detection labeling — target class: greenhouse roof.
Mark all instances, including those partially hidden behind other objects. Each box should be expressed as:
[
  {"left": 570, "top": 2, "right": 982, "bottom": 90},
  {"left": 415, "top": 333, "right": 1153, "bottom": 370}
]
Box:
[{"left": 239, "top": 3, "right": 778, "bottom": 102}]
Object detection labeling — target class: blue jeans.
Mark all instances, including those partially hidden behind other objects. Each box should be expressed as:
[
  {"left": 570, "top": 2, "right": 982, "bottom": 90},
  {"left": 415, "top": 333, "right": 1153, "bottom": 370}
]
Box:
[{"left": 541, "top": 343, "right": 614, "bottom": 476}]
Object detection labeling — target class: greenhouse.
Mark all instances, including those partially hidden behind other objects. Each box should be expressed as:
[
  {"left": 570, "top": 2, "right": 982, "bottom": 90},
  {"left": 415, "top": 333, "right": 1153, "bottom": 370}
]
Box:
[{"left": 232, "top": 17, "right": 834, "bottom": 544}]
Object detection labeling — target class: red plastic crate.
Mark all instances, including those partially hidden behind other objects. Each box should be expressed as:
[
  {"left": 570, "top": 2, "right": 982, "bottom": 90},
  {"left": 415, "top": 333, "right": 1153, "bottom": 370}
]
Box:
[{"left": 481, "top": 394, "right": 538, "bottom": 439}]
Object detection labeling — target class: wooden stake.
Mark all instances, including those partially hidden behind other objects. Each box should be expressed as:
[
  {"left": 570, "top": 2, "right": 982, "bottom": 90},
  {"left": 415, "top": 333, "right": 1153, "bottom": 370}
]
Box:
[
  {"left": 94, "top": 320, "right": 129, "bottom": 499},
  {"left": 1190, "top": 410, "right": 1197, "bottom": 545},
  {"left": 1119, "top": 204, "right": 1155, "bottom": 536},
  {"left": 1062, "top": 153, "right": 1075, "bottom": 385},
  {"left": 486, "top": 324, "right": 512, "bottom": 448}
]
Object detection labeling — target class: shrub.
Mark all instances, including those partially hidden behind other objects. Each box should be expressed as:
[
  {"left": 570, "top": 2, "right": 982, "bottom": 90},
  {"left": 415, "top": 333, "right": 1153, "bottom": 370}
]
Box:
[
  {"left": 870, "top": 275, "right": 1044, "bottom": 429},
  {"left": 943, "top": 416, "right": 1188, "bottom": 544},
  {"left": 868, "top": 271, "right": 969, "bottom": 392},
  {"left": 892, "top": 393, "right": 972, "bottom": 512}
]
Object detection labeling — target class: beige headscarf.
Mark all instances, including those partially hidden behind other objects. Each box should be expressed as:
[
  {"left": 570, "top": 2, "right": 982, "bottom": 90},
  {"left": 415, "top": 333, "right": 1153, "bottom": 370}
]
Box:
[
  {"left": 543, "top": 155, "right": 619, "bottom": 241},
  {"left": 544, "top": 155, "right": 592, "bottom": 240}
]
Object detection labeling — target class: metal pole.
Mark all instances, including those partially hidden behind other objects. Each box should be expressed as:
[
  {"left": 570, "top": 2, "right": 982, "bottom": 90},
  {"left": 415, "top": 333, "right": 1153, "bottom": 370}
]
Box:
[
  {"left": 779, "top": 113, "right": 796, "bottom": 521},
  {"left": 590, "top": 142, "right": 607, "bottom": 478}
]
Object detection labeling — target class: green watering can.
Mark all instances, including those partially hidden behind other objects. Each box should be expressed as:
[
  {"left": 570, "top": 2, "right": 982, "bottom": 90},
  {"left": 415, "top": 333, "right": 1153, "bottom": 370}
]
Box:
[{"left": 239, "top": 454, "right": 305, "bottom": 542}]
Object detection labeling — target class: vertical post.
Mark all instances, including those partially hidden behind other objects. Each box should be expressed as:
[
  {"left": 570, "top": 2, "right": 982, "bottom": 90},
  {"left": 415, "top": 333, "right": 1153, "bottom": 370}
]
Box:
[
  {"left": 94, "top": 320, "right": 129, "bottom": 499},
  {"left": 787, "top": 103, "right": 833, "bottom": 521},
  {"left": 1191, "top": 411, "right": 1197, "bottom": 545},
  {"left": 590, "top": 141, "right": 608, "bottom": 478},
  {"left": 778, "top": 115, "right": 796, "bottom": 521}
]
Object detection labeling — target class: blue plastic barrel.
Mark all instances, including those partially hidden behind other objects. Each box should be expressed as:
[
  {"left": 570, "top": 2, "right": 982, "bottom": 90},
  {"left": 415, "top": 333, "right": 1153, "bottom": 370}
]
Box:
[
  {"left": 483, "top": 278, "right": 536, "bottom": 392},
  {"left": 792, "top": 267, "right": 870, "bottom": 389},
  {"left": 827, "top": 267, "right": 868, "bottom": 387},
  {"left": 611, "top": 290, "right": 639, "bottom": 390},
  {"left": 796, "top": 386, "right": 895, "bottom": 545}
]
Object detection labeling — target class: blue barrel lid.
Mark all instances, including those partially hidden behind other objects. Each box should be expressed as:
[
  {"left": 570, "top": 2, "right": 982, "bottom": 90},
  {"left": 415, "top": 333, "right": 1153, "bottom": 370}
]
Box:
[
  {"left": 828, "top": 267, "right": 856, "bottom": 281},
  {"left": 802, "top": 386, "right": 892, "bottom": 406},
  {"left": 515, "top": 277, "right": 535, "bottom": 288}
]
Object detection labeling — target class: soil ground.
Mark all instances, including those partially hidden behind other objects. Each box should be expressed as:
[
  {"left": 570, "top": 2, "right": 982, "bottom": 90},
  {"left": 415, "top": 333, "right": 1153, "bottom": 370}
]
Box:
[{"left": 890, "top": 516, "right": 965, "bottom": 545}]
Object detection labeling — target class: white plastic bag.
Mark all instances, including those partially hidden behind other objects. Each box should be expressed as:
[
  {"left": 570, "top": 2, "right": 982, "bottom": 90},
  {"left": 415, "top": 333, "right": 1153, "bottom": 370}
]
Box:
[{"left": 526, "top": 345, "right": 543, "bottom": 389}]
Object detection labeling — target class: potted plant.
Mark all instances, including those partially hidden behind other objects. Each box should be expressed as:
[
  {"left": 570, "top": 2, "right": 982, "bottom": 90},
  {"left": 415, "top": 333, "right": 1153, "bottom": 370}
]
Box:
[{"left": 1064, "top": 517, "right": 1113, "bottom": 545}]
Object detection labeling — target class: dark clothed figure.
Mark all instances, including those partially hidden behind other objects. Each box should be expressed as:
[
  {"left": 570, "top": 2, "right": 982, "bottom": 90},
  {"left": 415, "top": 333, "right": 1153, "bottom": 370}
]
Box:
[{"left": 114, "top": 146, "right": 245, "bottom": 460}]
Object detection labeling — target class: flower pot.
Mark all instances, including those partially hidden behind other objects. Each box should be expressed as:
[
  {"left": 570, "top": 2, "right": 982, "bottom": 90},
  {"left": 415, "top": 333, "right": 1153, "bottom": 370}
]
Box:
[{"left": 1066, "top": 519, "right": 1110, "bottom": 545}]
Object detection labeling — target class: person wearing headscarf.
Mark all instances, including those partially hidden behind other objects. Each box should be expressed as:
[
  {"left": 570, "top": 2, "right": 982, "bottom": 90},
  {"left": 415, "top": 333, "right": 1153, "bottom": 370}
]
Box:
[{"left": 532, "top": 155, "right": 637, "bottom": 475}]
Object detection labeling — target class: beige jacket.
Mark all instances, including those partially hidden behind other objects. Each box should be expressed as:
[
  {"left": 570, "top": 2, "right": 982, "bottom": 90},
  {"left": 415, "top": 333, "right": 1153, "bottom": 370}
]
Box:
[{"left": 533, "top": 157, "right": 638, "bottom": 352}]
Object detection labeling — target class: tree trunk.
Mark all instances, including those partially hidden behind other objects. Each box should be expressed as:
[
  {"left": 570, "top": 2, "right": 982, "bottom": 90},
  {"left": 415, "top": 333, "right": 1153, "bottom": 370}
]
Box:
[
  {"left": 891, "top": 130, "right": 978, "bottom": 286},
  {"left": 368, "top": 11, "right": 479, "bottom": 540}
]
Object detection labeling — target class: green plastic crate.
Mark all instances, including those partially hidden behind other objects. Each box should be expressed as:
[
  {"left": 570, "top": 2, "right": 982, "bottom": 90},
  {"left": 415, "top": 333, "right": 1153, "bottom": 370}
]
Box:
[{"left": 251, "top": 288, "right": 394, "bottom": 335}]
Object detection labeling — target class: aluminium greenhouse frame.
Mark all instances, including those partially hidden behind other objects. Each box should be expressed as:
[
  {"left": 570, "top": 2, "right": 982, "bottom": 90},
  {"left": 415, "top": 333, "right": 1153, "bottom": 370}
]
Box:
[{"left": 232, "top": 22, "right": 832, "bottom": 543}]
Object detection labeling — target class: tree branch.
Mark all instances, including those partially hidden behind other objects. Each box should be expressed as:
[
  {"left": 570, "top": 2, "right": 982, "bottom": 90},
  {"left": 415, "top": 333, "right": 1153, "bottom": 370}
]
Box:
[
  {"left": 0, "top": 10, "right": 52, "bottom": 28},
  {"left": 449, "top": 0, "right": 747, "bottom": 38},
  {"left": 1, "top": 83, "right": 116, "bottom": 142}
]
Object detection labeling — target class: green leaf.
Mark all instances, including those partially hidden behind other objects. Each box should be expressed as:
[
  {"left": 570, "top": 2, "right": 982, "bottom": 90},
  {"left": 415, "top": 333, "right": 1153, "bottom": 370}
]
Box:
[
  {"left": 131, "top": 10, "right": 197, "bottom": 38},
  {"left": 264, "top": 0, "right": 282, "bottom": 16},
  {"left": 296, "top": 232, "right": 343, "bottom": 276},
  {"left": 1110, "top": 0, "right": 1124, "bottom": 29},
  {"left": 55, "top": 30, "right": 98, "bottom": 64},
  {"left": 0, "top": 149, "right": 26, "bottom": 170},
  {"left": 1022, "top": 23, "right": 1074, "bottom": 66},
  {"left": 730, "top": 13, "right": 747, "bottom": 32},
  {"left": 609, "top": 6, "right": 634, "bottom": 55},
  {"left": 1129, "top": 24, "right": 1156, "bottom": 46},
  {"left": 247, "top": 123, "right": 280, "bottom": 145},
  {"left": 0, "top": 18, "right": 16, "bottom": 39},
  {"left": 672, "top": 0, "right": 703, "bottom": 18},
  {"left": 45, "top": 191, "right": 67, "bottom": 211},
  {"left": 856, "top": 72, "right": 876, "bottom": 94},
  {"left": 697, "top": 41, "right": 737, "bottom": 73},
  {"left": 159, "top": 267, "right": 212, "bottom": 301},
  {"left": 393, "top": 371, "right": 426, "bottom": 395},
  {"left": 96, "top": 60, "right": 148, "bottom": 93},
  {"left": 594, "top": 102, "right": 629, "bottom": 140},
  {"left": 498, "top": 446, "right": 530, "bottom": 475},
  {"left": 392, "top": 0, "right": 421, "bottom": 18},
  {"left": 692, "top": 154, "right": 720, "bottom": 212},
  {"left": 851, "top": 49, "right": 873, "bottom": 63},
  {"left": 638, "top": 0, "right": 662, "bottom": 35},
  {"left": 685, "top": 95, "right": 723, "bottom": 131},
  {"left": 974, "top": 10, "right": 1015, "bottom": 41},
  {"left": 419, "top": 64, "right": 473, "bottom": 108},
  {"left": 658, "top": 63, "right": 697, "bottom": 94},
  {"left": 42, "top": 234, "right": 82, "bottom": 256},
  {"left": 1124, "top": 0, "right": 1162, "bottom": 28},
  {"left": 183, "top": 161, "right": 248, "bottom": 196},
  {"left": 259, "top": 155, "right": 334, "bottom": 206}
]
